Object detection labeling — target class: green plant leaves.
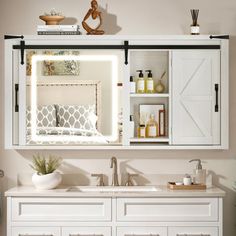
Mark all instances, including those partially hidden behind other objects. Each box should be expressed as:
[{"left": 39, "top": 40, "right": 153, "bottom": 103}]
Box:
[{"left": 30, "top": 154, "right": 62, "bottom": 175}]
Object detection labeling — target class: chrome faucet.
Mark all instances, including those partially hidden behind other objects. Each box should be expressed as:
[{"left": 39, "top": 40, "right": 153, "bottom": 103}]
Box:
[{"left": 110, "top": 156, "right": 119, "bottom": 186}]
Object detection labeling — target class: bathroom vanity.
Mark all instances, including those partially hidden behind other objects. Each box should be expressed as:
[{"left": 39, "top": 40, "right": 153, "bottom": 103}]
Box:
[
  {"left": 5, "top": 185, "right": 225, "bottom": 236},
  {"left": 4, "top": 35, "right": 229, "bottom": 150}
]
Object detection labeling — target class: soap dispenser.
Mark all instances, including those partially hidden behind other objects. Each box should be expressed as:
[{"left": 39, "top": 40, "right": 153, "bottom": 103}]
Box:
[
  {"left": 136, "top": 70, "right": 145, "bottom": 93},
  {"left": 145, "top": 70, "right": 154, "bottom": 93},
  {"left": 189, "top": 159, "right": 206, "bottom": 185}
]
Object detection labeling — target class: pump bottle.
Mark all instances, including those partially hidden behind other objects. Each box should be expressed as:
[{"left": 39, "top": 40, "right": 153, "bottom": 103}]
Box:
[
  {"left": 189, "top": 159, "right": 206, "bottom": 185},
  {"left": 145, "top": 70, "right": 154, "bottom": 93},
  {"left": 136, "top": 70, "right": 145, "bottom": 93}
]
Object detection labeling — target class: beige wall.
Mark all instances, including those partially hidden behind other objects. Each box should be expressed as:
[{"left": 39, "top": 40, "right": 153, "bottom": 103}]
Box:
[{"left": 0, "top": 0, "right": 236, "bottom": 236}]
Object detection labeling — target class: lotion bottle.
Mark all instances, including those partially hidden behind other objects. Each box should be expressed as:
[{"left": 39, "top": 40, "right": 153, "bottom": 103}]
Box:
[
  {"left": 146, "top": 114, "right": 158, "bottom": 138},
  {"left": 130, "top": 76, "right": 136, "bottom": 94},
  {"left": 129, "top": 115, "right": 135, "bottom": 138},
  {"left": 145, "top": 70, "right": 154, "bottom": 93},
  {"left": 189, "top": 159, "right": 206, "bottom": 185},
  {"left": 136, "top": 70, "right": 145, "bottom": 93}
]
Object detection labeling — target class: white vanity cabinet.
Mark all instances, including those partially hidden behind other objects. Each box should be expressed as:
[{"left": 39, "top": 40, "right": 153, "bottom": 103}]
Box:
[
  {"left": 4, "top": 35, "right": 229, "bottom": 149},
  {"left": 6, "top": 193, "right": 224, "bottom": 236}
]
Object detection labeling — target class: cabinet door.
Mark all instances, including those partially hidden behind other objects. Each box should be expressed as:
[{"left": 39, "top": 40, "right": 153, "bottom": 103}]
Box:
[
  {"left": 117, "top": 227, "right": 167, "bottom": 236},
  {"left": 168, "top": 226, "right": 218, "bottom": 236},
  {"left": 62, "top": 227, "right": 111, "bottom": 236},
  {"left": 12, "top": 197, "right": 111, "bottom": 222},
  {"left": 172, "top": 51, "right": 220, "bottom": 145},
  {"left": 12, "top": 227, "right": 60, "bottom": 236}
]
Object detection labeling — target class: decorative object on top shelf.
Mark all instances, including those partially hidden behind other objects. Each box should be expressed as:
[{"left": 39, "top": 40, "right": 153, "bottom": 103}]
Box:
[
  {"left": 190, "top": 9, "right": 200, "bottom": 35},
  {"left": 37, "top": 25, "right": 81, "bottom": 35},
  {"left": 30, "top": 154, "right": 62, "bottom": 190},
  {"left": 82, "top": 0, "right": 105, "bottom": 35},
  {"left": 39, "top": 8, "right": 65, "bottom": 25},
  {"left": 155, "top": 71, "right": 166, "bottom": 93}
]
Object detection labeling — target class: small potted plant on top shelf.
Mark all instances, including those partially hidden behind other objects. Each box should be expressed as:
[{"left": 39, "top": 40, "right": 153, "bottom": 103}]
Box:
[{"left": 30, "top": 154, "right": 62, "bottom": 190}]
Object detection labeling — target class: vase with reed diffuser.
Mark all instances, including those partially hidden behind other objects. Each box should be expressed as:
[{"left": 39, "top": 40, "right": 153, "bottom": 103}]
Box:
[{"left": 190, "top": 9, "right": 200, "bottom": 35}]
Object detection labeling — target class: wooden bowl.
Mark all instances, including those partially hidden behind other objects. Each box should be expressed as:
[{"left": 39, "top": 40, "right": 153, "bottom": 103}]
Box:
[{"left": 39, "top": 15, "right": 65, "bottom": 25}]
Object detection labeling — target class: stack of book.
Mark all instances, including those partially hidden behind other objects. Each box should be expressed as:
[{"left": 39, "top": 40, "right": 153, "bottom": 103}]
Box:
[{"left": 37, "top": 25, "right": 81, "bottom": 35}]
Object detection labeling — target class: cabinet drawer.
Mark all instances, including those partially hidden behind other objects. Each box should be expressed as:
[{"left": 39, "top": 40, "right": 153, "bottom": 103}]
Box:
[
  {"left": 117, "top": 198, "right": 218, "bottom": 222},
  {"left": 12, "top": 197, "right": 111, "bottom": 222},
  {"left": 62, "top": 227, "right": 111, "bottom": 236},
  {"left": 12, "top": 227, "right": 60, "bottom": 236},
  {"left": 117, "top": 226, "right": 167, "bottom": 236},
  {"left": 168, "top": 226, "right": 218, "bottom": 236}
]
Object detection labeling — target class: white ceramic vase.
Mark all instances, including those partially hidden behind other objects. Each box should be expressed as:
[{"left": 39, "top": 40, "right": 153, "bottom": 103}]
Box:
[{"left": 32, "top": 172, "right": 62, "bottom": 190}]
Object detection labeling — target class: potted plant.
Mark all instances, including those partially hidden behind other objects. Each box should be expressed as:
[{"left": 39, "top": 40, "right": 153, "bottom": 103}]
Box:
[{"left": 30, "top": 154, "right": 62, "bottom": 190}]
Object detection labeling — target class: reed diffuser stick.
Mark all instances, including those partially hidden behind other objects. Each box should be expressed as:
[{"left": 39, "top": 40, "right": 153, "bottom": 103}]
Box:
[
  {"left": 191, "top": 9, "right": 199, "bottom": 26},
  {"left": 190, "top": 9, "right": 200, "bottom": 35}
]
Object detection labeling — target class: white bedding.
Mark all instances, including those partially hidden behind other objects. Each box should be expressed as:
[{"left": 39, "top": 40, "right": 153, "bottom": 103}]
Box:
[{"left": 26, "top": 127, "right": 108, "bottom": 145}]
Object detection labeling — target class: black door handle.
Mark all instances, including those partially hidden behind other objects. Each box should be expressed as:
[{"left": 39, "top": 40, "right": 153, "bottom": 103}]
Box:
[
  {"left": 215, "top": 84, "right": 219, "bottom": 112},
  {"left": 15, "top": 84, "right": 19, "bottom": 112}
]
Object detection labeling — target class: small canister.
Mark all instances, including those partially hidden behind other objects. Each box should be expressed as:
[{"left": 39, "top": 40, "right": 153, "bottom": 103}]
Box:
[{"left": 183, "top": 174, "right": 192, "bottom": 185}]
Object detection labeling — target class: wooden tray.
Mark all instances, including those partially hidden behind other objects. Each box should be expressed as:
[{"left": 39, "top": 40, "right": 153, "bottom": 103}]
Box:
[{"left": 168, "top": 182, "right": 206, "bottom": 190}]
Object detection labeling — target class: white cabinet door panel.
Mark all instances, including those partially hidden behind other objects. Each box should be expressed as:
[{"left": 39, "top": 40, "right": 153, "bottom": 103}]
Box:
[
  {"left": 12, "top": 227, "right": 60, "bottom": 236},
  {"left": 117, "top": 198, "right": 218, "bottom": 222},
  {"left": 117, "top": 226, "right": 167, "bottom": 236},
  {"left": 168, "top": 226, "right": 218, "bottom": 236},
  {"left": 12, "top": 197, "right": 111, "bottom": 221},
  {"left": 172, "top": 51, "right": 220, "bottom": 145},
  {"left": 62, "top": 227, "right": 111, "bottom": 236}
]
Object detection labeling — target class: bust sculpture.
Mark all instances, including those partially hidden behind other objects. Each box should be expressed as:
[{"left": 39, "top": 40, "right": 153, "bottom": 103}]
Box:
[{"left": 82, "top": 0, "right": 105, "bottom": 35}]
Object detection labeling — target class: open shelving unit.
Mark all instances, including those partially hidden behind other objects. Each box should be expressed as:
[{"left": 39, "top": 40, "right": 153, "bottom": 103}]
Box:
[{"left": 125, "top": 50, "right": 171, "bottom": 146}]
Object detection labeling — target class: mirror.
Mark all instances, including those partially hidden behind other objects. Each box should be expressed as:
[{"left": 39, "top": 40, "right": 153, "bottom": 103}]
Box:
[{"left": 25, "top": 49, "right": 123, "bottom": 145}]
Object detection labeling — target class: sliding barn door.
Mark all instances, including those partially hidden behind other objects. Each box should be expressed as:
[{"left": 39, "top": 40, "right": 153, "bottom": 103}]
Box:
[{"left": 172, "top": 50, "right": 220, "bottom": 145}]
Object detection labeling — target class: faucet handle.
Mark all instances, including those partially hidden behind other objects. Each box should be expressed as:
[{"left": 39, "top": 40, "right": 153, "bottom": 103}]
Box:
[
  {"left": 91, "top": 174, "right": 105, "bottom": 186},
  {"left": 125, "top": 173, "right": 139, "bottom": 186}
]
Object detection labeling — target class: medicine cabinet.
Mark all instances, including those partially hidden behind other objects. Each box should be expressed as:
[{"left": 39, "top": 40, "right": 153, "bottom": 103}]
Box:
[{"left": 4, "top": 35, "right": 229, "bottom": 149}]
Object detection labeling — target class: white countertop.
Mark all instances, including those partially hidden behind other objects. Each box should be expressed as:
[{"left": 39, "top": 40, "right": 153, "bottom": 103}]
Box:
[{"left": 5, "top": 185, "right": 225, "bottom": 198}]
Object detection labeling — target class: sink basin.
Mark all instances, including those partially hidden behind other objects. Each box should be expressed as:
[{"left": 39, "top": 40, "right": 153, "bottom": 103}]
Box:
[{"left": 67, "top": 186, "right": 161, "bottom": 193}]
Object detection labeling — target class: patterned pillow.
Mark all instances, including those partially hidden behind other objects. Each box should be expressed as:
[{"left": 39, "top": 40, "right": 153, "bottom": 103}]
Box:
[
  {"left": 55, "top": 104, "right": 97, "bottom": 131},
  {"left": 26, "top": 105, "right": 57, "bottom": 127}
]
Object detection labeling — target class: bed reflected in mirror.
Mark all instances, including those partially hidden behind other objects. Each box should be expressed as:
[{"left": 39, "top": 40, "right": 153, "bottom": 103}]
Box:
[{"left": 25, "top": 50, "right": 123, "bottom": 145}]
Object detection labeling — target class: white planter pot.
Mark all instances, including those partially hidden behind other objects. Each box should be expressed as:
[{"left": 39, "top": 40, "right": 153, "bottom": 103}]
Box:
[{"left": 32, "top": 172, "right": 62, "bottom": 190}]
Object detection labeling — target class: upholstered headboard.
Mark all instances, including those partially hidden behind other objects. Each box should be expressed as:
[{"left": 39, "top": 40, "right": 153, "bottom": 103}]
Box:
[{"left": 26, "top": 80, "right": 101, "bottom": 131}]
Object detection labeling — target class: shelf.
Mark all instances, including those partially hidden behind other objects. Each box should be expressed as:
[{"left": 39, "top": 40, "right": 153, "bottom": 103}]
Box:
[
  {"left": 130, "top": 93, "right": 169, "bottom": 98},
  {"left": 130, "top": 137, "right": 170, "bottom": 143}
]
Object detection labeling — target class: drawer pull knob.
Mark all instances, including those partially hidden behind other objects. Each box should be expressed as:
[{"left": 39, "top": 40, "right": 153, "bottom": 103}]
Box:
[
  {"left": 19, "top": 234, "right": 53, "bottom": 236},
  {"left": 126, "top": 234, "right": 159, "bottom": 236},
  {"left": 177, "top": 234, "right": 210, "bottom": 236},
  {"left": 69, "top": 234, "right": 103, "bottom": 236}
]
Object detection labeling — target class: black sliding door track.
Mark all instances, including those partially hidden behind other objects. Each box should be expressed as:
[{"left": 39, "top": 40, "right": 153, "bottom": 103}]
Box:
[
  {"left": 12, "top": 42, "right": 221, "bottom": 65},
  {"left": 13, "top": 44, "right": 220, "bottom": 50}
]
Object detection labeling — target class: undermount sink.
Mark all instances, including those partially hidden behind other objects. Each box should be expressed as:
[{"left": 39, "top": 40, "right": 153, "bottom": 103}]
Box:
[{"left": 67, "top": 185, "right": 161, "bottom": 193}]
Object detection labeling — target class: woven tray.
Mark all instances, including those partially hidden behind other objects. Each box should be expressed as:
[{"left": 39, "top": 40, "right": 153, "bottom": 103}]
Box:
[{"left": 168, "top": 182, "right": 206, "bottom": 190}]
